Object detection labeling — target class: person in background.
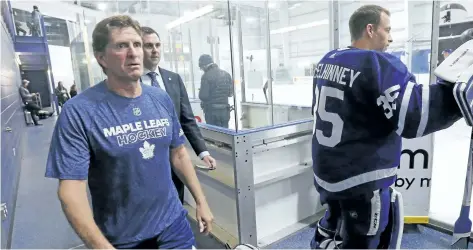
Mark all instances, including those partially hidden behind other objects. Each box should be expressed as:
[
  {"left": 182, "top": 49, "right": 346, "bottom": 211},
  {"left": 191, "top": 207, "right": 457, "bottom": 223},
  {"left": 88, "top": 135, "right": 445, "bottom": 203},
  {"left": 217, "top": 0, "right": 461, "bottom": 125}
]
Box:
[
  {"left": 15, "top": 21, "right": 27, "bottom": 36},
  {"left": 31, "top": 5, "right": 42, "bottom": 36},
  {"left": 198, "top": 54, "right": 233, "bottom": 128},
  {"left": 19, "top": 79, "right": 42, "bottom": 126},
  {"left": 436, "top": 49, "right": 452, "bottom": 67},
  {"left": 69, "top": 82, "right": 78, "bottom": 98},
  {"left": 54, "top": 81, "right": 70, "bottom": 107},
  {"left": 442, "top": 49, "right": 452, "bottom": 59},
  {"left": 140, "top": 26, "right": 217, "bottom": 204}
]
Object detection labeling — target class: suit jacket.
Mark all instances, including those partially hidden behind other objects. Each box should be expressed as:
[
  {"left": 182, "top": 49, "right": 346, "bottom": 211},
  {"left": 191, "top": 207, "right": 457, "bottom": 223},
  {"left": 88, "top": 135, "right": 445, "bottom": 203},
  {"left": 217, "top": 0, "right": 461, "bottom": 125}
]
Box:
[{"left": 158, "top": 67, "right": 208, "bottom": 155}]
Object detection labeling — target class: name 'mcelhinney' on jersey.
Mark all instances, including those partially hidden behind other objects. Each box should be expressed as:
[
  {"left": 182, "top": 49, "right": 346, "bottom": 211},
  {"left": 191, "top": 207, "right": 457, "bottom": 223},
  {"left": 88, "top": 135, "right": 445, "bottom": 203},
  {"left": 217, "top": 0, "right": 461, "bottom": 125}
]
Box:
[{"left": 314, "top": 63, "right": 361, "bottom": 88}]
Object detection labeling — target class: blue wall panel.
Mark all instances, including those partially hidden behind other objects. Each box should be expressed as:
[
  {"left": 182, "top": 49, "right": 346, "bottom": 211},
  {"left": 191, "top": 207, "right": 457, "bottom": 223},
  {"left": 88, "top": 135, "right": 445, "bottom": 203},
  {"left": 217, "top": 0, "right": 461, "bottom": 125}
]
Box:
[
  {"left": 412, "top": 49, "right": 430, "bottom": 74},
  {"left": 13, "top": 40, "right": 47, "bottom": 54},
  {"left": 389, "top": 49, "right": 431, "bottom": 74},
  {"left": 1, "top": 94, "right": 18, "bottom": 112},
  {"left": 1, "top": 17, "right": 26, "bottom": 249},
  {"left": 1, "top": 84, "right": 15, "bottom": 100}
]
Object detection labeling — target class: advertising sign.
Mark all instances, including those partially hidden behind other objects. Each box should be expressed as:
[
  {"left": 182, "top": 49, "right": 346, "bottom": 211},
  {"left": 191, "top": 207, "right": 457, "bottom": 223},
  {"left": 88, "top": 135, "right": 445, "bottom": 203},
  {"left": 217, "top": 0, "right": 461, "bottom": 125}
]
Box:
[{"left": 396, "top": 136, "right": 433, "bottom": 223}]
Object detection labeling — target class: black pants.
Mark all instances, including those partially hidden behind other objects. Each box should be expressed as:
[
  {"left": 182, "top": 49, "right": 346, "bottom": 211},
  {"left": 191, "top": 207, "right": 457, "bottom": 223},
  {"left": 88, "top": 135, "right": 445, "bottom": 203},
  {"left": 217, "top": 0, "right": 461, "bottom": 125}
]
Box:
[
  {"left": 31, "top": 24, "right": 41, "bottom": 36},
  {"left": 25, "top": 102, "right": 41, "bottom": 125},
  {"left": 204, "top": 108, "right": 230, "bottom": 128},
  {"left": 16, "top": 27, "right": 26, "bottom": 36}
]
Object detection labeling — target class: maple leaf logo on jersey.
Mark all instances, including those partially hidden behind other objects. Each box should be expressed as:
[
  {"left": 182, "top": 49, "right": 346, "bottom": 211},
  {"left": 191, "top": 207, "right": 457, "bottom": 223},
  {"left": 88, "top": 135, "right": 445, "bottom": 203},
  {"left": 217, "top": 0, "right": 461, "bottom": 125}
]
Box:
[
  {"left": 133, "top": 107, "right": 141, "bottom": 116},
  {"left": 139, "top": 141, "right": 155, "bottom": 159},
  {"left": 179, "top": 128, "right": 184, "bottom": 137},
  {"left": 377, "top": 85, "right": 400, "bottom": 119}
]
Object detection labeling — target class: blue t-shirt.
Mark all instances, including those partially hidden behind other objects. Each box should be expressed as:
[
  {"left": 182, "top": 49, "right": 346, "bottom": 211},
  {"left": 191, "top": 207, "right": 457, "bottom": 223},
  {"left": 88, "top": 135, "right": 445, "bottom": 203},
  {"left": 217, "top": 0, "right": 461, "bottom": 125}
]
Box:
[
  {"left": 311, "top": 47, "right": 461, "bottom": 198},
  {"left": 45, "top": 81, "right": 186, "bottom": 245}
]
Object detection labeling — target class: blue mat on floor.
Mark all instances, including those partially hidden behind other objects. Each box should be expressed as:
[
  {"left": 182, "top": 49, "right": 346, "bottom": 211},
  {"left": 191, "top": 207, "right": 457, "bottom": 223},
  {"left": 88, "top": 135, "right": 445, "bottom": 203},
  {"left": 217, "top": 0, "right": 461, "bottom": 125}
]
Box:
[
  {"left": 266, "top": 224, "right": 473, "bottom": 249},
  {"left": 11, "top": 117, "right": 84, "bottom": 249}
]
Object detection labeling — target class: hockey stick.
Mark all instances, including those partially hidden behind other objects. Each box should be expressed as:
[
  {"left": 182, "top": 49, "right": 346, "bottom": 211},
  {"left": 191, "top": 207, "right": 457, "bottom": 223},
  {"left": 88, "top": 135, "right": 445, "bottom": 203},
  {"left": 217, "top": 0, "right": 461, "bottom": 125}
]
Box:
[{"left": 451, "top": 128, "right": 473, "bottom": 248}]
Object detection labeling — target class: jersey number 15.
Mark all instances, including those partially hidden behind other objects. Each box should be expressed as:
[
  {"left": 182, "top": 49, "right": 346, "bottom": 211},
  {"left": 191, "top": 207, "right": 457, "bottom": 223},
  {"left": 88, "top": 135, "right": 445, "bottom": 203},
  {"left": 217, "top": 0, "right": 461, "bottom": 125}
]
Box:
[{"left": 313, "top": 85, "right": 344, "bottom": 148}]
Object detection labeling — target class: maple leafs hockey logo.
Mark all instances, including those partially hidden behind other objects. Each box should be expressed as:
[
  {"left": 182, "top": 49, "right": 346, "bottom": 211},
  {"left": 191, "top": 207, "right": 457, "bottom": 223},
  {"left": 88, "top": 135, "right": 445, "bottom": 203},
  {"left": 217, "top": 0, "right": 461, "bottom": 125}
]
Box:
[
  {"left": 139, "top": 141, "right": 155, "bottom": 159},
  {"left": 377, "top": 85, "right": 400, "bottom": 119}
]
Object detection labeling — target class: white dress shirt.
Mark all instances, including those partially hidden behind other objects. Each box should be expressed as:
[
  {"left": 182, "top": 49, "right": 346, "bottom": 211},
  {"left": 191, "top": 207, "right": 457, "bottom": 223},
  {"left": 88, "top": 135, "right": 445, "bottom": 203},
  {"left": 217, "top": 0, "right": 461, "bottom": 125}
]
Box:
[
  {"left": 141, "top": 67, "right": 210, "bottom": 160},
  {"left": 141, "top": 67, "right": 167, "bottom": 91}
]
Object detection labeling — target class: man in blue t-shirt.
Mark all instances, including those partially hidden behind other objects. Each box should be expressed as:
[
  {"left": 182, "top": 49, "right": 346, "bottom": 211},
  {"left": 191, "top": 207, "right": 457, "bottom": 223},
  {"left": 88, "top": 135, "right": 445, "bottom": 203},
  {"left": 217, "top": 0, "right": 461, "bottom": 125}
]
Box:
[
  {"left": 311, "top": 5, "right": 462, "bottom": 249},
  {"left": 45, "top": 15, "right": 213, "bottom": 249}
]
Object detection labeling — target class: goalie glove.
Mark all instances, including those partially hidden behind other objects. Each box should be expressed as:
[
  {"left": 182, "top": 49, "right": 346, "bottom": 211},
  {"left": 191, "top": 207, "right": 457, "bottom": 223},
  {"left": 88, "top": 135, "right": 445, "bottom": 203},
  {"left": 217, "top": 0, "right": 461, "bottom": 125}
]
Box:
[{"left": 434, "top": 40, "right": 473, "bottom": 83}]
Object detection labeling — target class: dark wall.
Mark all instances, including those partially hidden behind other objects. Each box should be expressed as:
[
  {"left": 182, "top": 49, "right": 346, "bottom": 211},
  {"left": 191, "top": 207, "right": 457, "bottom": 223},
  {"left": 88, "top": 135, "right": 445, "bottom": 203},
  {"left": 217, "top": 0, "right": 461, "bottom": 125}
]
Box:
[
  {"left": 1, "top": 15, "right": 26, "bottom": 250},
  {"left": 438, "top": 21, "right": 473, "bottom": 64},
  {"left": 21, "top": 70, "right": 52, "bottom": 107}
]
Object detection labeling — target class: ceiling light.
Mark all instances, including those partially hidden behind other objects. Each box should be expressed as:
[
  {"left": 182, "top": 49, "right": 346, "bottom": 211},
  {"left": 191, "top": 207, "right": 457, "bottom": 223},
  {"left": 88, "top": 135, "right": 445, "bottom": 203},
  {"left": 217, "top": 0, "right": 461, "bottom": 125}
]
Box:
[
  {"left": 166, "top": 5, "right": 214, "bottom": 30},
  {"left": 270, "top": 19, "right": 328, "bottom": 35},
  {"left": 246, "top": 17, "right": 256, "bottom": 23},
  {"left": 289, "top": 3, "right": 301, "bottom": 10},
  {"left": 97, "top": 3, "right": 107, "bottom": 11}
]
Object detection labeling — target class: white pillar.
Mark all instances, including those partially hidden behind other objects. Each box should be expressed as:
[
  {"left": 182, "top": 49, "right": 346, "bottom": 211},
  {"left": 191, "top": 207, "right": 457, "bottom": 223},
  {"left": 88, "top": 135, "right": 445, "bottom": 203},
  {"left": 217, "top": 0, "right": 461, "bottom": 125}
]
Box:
[
  {"left": 279, "top": 1, "right": 290, "bottom": 67},
  {"left": 405, "top": 0, "right": 414, "bottom": 71}
]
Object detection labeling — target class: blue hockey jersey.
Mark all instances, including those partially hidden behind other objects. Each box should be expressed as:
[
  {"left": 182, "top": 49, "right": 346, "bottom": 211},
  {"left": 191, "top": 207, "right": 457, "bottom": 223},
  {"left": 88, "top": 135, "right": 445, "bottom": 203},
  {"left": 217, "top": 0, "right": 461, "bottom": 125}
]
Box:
[{"left": 311, "top": 47, "right": 462, "bottom": 198}]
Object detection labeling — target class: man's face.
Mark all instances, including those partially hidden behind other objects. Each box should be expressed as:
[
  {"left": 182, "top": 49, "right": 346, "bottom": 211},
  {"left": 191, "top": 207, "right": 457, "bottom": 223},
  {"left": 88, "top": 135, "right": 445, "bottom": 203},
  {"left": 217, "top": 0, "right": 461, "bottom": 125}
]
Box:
[
  {"left": 95, "top": 27, "right": 143, "bottom": 82},
  {"left": 370, "top": 12, "right": 393, "bottom": 52},
  {"left": 143, "top": 33, "right": 161, "bottom": 69}
]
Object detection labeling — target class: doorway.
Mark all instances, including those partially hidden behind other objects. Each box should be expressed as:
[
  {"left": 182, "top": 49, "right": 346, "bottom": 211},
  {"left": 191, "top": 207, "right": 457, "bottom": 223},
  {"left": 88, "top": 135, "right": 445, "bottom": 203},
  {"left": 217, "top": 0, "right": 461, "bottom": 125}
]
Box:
[{"left": 21, "top": 70, "right": 52, "bottom": 107}]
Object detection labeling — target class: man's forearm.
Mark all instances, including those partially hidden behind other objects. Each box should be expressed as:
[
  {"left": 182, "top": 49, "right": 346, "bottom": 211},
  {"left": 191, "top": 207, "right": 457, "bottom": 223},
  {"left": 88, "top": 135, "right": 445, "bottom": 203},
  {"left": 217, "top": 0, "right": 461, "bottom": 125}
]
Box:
[
  {"left": 171, "top": 146, "right": 206, "bottom": 204},
  {"left": 58, "top": 180, "right": 114, "bottom": 249}
]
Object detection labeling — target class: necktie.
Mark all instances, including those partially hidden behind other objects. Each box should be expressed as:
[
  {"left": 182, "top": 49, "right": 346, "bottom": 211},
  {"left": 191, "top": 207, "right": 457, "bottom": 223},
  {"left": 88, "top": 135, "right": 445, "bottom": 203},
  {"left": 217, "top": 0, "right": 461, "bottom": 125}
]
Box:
[{"left": 147, "top": 72, "right": 161, "bottom": 89}]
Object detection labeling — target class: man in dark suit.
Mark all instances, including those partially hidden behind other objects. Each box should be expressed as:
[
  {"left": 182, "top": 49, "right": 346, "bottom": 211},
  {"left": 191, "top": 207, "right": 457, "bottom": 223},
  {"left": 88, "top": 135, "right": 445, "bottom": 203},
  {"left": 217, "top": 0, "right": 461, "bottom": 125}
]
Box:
[{"left": 140, "top": 26, "right": 217, "bottom": 203}]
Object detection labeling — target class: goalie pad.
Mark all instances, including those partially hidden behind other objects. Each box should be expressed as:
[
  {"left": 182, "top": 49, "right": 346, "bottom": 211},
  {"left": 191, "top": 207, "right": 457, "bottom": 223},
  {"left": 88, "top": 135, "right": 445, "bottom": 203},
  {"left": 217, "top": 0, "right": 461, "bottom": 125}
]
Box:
[
  {"left": 434, "top": 40, "right": 473, "bottom": 83},
  {"left": 310, "top": 220, "right": 343, "bottom": 249},
  {"left": 378, "top": 187, "right": 404, "bottom": 249},
  {"left": 388, "top": 188, "right": 404, "bottom": 249}
]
